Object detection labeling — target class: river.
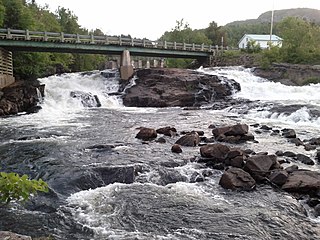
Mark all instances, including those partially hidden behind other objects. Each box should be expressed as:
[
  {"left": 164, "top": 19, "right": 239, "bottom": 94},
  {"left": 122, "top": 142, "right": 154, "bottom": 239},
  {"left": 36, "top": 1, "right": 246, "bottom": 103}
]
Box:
[{"left": 1, "top": 66, "right": 320, "bottom": 239}]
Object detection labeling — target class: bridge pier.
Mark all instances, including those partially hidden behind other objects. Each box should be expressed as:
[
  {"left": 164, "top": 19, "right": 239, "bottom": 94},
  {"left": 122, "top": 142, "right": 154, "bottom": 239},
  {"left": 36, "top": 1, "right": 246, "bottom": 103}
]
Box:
[
  {"left": 120, "top": 50, "right": 134, "bottom": 80},
  {"left": 0, "top": 47, "right": 14, "bottom": 89}
]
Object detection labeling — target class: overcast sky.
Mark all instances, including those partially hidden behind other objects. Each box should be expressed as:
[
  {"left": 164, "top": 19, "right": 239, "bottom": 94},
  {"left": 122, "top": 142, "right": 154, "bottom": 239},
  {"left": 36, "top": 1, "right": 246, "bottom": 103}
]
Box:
[{"left": 35, "top": 0, "right": 320, "bottom": 40}]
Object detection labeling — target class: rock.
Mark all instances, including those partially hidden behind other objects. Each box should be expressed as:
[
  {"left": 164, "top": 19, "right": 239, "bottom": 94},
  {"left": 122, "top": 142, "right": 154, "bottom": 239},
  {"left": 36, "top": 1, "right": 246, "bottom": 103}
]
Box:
[
  {"left": 171, "top": 144, "right": 182, "bottom": 153},
  {"left": 289, "top": 138, "right": 304, "bottom": 146},
  {"left": 156, "top": 126, "right": 177, "bottom": 137},
  {"left": 199, "top": 143, "right": 230, "bottom": 161},
  {"left": 190, "top": 172, "right": 204, "bottom": 183},
  {"left": 283, "top": 151, "right": 296, "bottom": 158},
  {"left": 219, "top": 168, "right": 256, "bottom": 191},
  {"left": 269, "top": 170, "right": 289, "bottom": 186},
  {"left": 316, "top": 150, "right": 320, "bottom": 162},
  {"left": 156, "top": 137, "right": 166, "bottom": 143},
  {"left": 296, "top": 154, "right": 314, "bottom": 165},
  {"left": 135, "top": 127, "right": 157, "bottom": 141},
  {"left": 285, "top": 165, "right": 299, "bottom": 174},
  {"left": 70, "top": 91, "right": 101, "bottom": 107},
  {"left": 314, "top": 204, "right": 320, "bottom": 217},
  {"left": 229, "top": 156, "right": 245, "bottom": 168},
  {"left": 175, "top": 132, "right": 200, "bottom": 147},
  {"left": 122, "top": 68, "right": 240, "bottom": 107},
  {"left": 282, "top": 128, "right": 296, "bottom": 138},
  {"left": 244, "top": 155, "right": 278, "bottom": 181},
  {"left": 0, "top": 231, "right": 31, "bottom": 240},
  {"left": 282, "top": 170, "right": 320, "bottom": 194},
  {"left": 0, "top": 80, "right": 44, "bottom": 116},
  {"left": 212, "top": 124, "right": 253, "bottom": 143},
  {"left": 304, "top": 144, "right": 316, "bottom": 151}
]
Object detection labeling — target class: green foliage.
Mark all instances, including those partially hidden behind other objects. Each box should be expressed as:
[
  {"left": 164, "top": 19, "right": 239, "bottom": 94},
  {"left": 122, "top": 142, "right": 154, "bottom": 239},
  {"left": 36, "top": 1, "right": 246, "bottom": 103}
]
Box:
[
  {"left": 260, "top": 45, "right": 282, "bottom": 69},
  {"left": 277, "top": 17, "right": 320, "bottom": 64},
  {"left": 0, "top": 172, "right": 48, "bottom": 205},
  {"left": 303, "top": 77, "right": 320, "bottom": 85},
  {"left": 244, "top": 40, "right": 261, "bottom": 53}
]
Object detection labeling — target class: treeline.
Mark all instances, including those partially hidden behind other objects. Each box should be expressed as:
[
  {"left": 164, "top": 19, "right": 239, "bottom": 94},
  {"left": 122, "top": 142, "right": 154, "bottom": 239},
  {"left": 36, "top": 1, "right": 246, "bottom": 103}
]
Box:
[
  {"left": 160, "top": 16, "right": 320, "bottom": 67},
  {"left": 0, "top": 0, "right": 108, "bottom": 80}
]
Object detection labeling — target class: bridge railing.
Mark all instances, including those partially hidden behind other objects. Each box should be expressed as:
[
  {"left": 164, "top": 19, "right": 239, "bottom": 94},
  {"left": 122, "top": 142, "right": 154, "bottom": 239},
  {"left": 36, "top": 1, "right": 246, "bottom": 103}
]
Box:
[{"left": 0, "top": 28, "right": 231, "bottom": 53}]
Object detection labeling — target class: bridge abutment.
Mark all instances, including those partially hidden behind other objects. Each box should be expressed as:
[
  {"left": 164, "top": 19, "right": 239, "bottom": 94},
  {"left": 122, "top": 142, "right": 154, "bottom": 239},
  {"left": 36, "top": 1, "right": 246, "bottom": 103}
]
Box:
[
  {"left": 0, "top": 47, "right": 14, "bottom": 89},
  {"left": 120, "top": 50, "right": 134, "bottom": 80}
]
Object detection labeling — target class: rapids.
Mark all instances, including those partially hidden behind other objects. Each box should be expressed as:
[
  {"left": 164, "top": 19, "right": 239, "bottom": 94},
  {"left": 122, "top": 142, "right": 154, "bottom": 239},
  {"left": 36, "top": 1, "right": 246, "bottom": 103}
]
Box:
[{"left": 1, "top": 67, "right": 320, "bottom": 239}]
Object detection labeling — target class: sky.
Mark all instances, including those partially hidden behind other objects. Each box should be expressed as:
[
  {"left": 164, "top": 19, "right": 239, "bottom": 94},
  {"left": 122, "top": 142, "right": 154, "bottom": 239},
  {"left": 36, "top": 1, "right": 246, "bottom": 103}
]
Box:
[{"left": 35, "top": 0, "right": 320, "bottom": 40}]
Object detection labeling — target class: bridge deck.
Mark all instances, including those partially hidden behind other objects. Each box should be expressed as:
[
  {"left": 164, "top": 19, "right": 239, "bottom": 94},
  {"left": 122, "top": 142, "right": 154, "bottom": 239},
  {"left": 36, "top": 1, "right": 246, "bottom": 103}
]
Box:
[{"left": 0, "top": 29, "right": 221, "bottom": 59}]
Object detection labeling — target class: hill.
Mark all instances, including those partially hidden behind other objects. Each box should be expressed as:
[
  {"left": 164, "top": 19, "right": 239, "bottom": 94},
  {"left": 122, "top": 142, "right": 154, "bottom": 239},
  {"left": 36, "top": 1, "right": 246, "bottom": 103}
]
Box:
[{"left": 226, "top": 8, "right": 320, "bottom": 26}]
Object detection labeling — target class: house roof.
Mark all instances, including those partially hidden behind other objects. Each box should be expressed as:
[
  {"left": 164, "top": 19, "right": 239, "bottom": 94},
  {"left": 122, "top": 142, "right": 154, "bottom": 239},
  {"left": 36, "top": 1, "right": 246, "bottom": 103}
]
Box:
[{"left": 238, "top": 34, "right": 283, "bottom": 45}]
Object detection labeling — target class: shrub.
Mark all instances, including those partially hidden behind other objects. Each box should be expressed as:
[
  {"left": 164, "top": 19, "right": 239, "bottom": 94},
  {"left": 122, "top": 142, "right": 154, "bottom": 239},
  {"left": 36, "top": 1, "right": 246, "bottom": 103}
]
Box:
[{"left": 0, "top": 172, "right": 48, "bottom": 205}]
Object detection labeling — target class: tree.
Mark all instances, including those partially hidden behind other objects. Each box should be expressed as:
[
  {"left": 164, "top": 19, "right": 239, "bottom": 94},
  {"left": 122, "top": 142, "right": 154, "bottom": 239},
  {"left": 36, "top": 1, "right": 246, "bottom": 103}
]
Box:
[{"left": 204, "top": 21, "right": 225, "bottom": 46}]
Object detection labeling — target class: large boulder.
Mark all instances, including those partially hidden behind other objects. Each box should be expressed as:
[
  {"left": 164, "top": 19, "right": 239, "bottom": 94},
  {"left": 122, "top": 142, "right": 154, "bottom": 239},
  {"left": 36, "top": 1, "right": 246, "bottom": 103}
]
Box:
[
  {"left": 200, "top": 143, "right": 230, "bottom": 161},
  {"left": 135, "top": 127, "right": 157, "bottom": 141},
  {"left": 70, "top": 91, "right": 101, "bottom": 107},
  {"left": 244, "top": 155, "right": 278, "bottom": 181},
  {"left": 122, "top": 68, "right": 240, "bottom": 107},
  {"left": 219, "top": 168, "right": 256, "bottom": 191},
  {"left": 282, "top": 170, "right": 320, "bottom": 194},
  {"left": 175, "top": 132, "right": 200, "bottom": 147}
]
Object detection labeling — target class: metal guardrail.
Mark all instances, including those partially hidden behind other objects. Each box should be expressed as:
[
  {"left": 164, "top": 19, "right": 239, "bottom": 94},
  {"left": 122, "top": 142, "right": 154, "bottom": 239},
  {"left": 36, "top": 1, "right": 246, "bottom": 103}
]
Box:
[{"left": 0, "top": 28, "right": 230, "bottom": 53}]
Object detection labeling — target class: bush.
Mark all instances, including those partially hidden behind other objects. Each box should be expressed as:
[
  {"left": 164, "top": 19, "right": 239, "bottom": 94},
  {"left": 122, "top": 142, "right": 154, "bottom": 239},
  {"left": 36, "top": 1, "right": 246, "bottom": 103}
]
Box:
[
  {"left": 303, "top": 77, "right": 320, "bottom": 85},
  {"left": 0, "top": 172, "right": 48, "bottom": 205}
]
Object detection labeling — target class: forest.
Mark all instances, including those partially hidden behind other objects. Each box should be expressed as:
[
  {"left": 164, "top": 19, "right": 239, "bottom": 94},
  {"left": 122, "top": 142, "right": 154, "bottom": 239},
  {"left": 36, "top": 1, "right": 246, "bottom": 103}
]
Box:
[{"left": 0, "top": 0, "right": 320, "bottom": 79}]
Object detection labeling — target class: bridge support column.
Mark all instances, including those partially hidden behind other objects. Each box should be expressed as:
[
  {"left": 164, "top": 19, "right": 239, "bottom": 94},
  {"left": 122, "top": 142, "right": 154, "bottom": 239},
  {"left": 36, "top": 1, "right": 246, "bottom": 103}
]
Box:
[
  {"left": 0, "top": 47, "right": 15, "bottom": 89},
  {"left": 146, "top": 60, "right": 150, "bottom": 69},
  {"left": 153, "top": 59, "right": 158, "bottom": 68},
  {"left": 120, "top": 50, "right": 134, "bottom": 80}
]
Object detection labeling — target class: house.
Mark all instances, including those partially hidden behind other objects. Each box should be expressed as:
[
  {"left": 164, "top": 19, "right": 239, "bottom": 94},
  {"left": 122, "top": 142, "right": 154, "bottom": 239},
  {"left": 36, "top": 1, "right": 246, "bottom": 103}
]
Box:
[{"left": 238, "top": 34, "right": 283, "bottom": 49}]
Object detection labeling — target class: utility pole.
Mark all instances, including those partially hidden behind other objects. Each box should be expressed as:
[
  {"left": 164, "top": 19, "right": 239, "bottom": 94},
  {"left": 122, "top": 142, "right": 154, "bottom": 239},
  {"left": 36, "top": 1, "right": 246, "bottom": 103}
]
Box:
[{"left": 269, "top": 0, "right": 275, "bottom": 49}]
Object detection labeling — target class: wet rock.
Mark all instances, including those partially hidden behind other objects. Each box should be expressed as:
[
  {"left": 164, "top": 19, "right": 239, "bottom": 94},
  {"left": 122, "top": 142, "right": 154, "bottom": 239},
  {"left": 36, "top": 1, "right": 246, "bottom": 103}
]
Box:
[
  {"left": 18, "top": 135, "right": 41, "bottom": 141},
  {"left": 282, "top": 170, "right": 320, "bottom": 195},
  {"left": 308, "top": 198, "right": 320, "bottom": 208},
  {"left": 171, "top": 144, "right": 182, "bottom": 153},
  {"left": 86, "top": 144, "right": 115, "bottom": 151},
  {"left": 0, "top": 80, "right": 44, "bottom": 116},
  {"left": 285, "top": 165, "right": 299, "bottom": 174},
  {"left": 316, "top": 150, "right": 320, "bottom": 162},
  {"left": 229, "top": 156, "right": 245, "bottom": 168},
  {"left": 135, "top": 127, "right": 157, "bottom": 141},
  {"left": 281, "top": 128, "right": 296, "bottom": 138},
  {"left": 70, "top": 90, "right": 101, "bottom": 107},
  {"left": 296, "top": 154, "right": 314, "bottom": 165},
  {"left": 122, "top": 68, "right": 240, "bottom": 107},
  {"left": 212, "top": 124, "right": 253, "bottom": 143},
  {"left": 190, "top": 172, "right": 204, "bottom": 183},
  {"left": 156, "top": 137, "right": 166, "bottom": 143},
  {"left": 244, "top": 155, "right": 278, "bottom": 181},
  {"left": 283, "top": 151, "right": 296, "bottom": 158},
  {"left": 175, "top": 132, "right": 200, "bottom": 147},
  {"left": 219, "top": 168, "right": 256, "bottom": 191},
  {"left": 304, "top": 144, "right": 316, "bottom": 151},
  {"left": 314, "top": 204, "right": 320, "bottom": 217},
  {"left": 200, "top": 143, "right": 230, "bottom": 161},
  {"left": 275, "top": 150, "right": 284, "bottom": 156},
  {"left": 156, "top": 126, "right": 177, "bottom": 137},
  {"left": 260, "top": 125, "right": 272, "bottom": 131},
  {"left": 289, "top": 138, "right": 304, "bottom": 146},
  {"left": 308, "top": 137, "right": 320, "bottom": 146},
  {"left": 0, "top": 231, "right": 31, "bottom": 240},
  {"left": 269, "top": 170, "right": 289, "bottom": 186}
]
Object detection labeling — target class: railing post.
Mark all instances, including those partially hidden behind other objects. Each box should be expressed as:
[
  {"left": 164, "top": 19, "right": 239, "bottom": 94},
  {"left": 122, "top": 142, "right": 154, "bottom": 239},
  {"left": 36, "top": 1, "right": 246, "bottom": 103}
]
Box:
[
  {"left": 183, "top": 43, "right": 186, "bottom": 50},
  {"left": 25, "top": 29, "right": 30, "bottom": 40},
  {"left": 164, "top": 41, "right": 167, "bottom": 49},
  {"left": 76, "top": 34, "right": 80, "bottom": 43},
  {"left": 131, "top": 38, "right": 134, "bottom": 46},
  {"left": 6, "top": 28, "right": 12, "bottom": 39},
  {"left": 143, "top": 39, "right": 146, "bottom": 47},
  {"left": 44, "top": 32, "right": 48, "bottom": 41},
  {"left": 119, "top": 36, "right": 122, "bottom": 46},
  {"left": 60, "top": 32, "right": 64, "bottom": 42},
  {"left": 174, "top": 42, "right": 176, "bottom": 50},
  {"left": 192, "top": 43, "right": 195, "bottom": 51},
  {"left": 90, "top": 33, "right": 94, "bottom": 44},
  {"left": 201, "top": 43, "right": 204, "bottom": 51},
  {"left": 209, "top": 45, "right": 212, "bottom": 52},
  {"left": 105, "top": 35, "right": 109, "bottom": 44}
]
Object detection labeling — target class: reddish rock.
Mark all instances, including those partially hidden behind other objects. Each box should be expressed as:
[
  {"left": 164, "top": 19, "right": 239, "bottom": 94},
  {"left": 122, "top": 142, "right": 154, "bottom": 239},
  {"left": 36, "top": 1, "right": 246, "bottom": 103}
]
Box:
[
  {"left": 135, "top": 127, "right": 157, "bottom": 141},
  {"left": 122, "top": 68, "right": 240, "bottom": 107},
  {"left": 269, "top": 170, "right": 289, "bottom": 186},
  {"left": 244, "top": 155, "right": 278, "bottom": 181},
  {"left": 175, "top": 132, "right": 200, "bottom": 147},
  {"left": 171, "top": 144, "right": 182, "bottom": 153},
  {"left": 282, "top": 170, "right": 320, "bottom": 194},
  {"left": 156, "top": 126, "right": 177, "bottom": 137},
  {"left": 200, "top": 143, "right": 230, "bottom": 161},
  {"left": 219, "top": 168, "right": 256, "bottom": 191}
]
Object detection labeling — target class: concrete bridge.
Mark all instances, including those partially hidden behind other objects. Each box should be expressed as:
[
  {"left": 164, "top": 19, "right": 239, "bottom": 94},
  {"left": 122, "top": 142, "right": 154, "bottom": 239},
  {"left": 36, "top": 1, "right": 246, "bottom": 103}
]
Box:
[{"left": 0, "top": 28, "right": 224, "bottom": 86}]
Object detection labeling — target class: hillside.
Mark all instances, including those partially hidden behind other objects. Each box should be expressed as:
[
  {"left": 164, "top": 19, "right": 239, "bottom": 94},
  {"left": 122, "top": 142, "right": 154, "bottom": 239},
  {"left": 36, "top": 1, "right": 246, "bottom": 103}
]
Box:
[{"left": 226, "top": 8, "right": 320, "bottom": 26}]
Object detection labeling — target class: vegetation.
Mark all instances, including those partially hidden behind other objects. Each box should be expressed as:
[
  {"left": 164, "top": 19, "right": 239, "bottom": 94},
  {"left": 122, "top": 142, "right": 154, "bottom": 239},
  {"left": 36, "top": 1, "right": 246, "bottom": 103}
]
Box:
[
  {"left": 0, "top": 171, "right": 48, "bottom": 205},
  {"left": 0, "top": 0, "right": 108, "bottom": 80}
]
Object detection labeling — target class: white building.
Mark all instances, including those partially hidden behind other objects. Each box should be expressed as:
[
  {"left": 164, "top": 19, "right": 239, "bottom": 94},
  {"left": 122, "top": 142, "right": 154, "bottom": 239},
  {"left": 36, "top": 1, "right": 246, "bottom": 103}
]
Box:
[{"left": 238, "top": 34, "right": 283, "bottom": 49}]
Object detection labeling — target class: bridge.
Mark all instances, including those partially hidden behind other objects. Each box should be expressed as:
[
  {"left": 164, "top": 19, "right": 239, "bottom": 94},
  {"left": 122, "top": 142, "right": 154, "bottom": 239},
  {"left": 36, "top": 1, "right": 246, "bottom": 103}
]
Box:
[{"left": 0, "top": 28, "right": 223, "bottom": 86}]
